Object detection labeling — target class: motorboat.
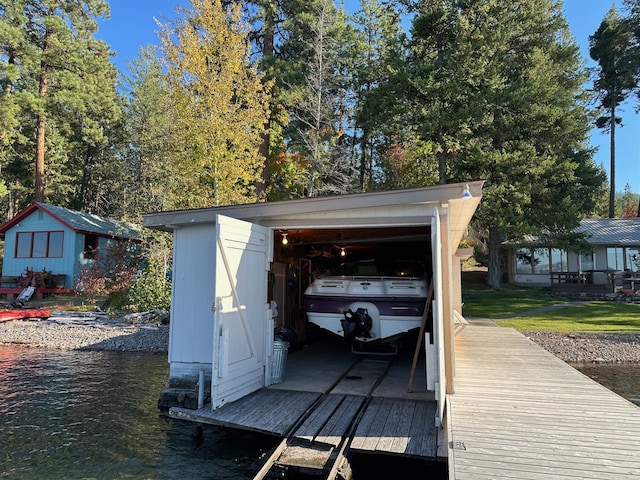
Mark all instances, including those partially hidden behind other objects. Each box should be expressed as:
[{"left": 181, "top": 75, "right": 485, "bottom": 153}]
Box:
[{"left": 303, "top": 259, "right": 429, "bottom": 350}]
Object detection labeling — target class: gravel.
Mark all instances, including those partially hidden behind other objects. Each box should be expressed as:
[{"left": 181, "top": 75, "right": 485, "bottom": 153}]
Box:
[
  {"left": 523, "top": 331, "right": 640, "bottom": 364},
  {"left": 0, "top": 310, "right": 169, "bottom": 352}
]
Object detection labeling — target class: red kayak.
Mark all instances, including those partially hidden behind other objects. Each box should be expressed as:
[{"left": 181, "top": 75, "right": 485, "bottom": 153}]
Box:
[{"left": 0, "top": 308, "right": 51, "bottom": 323}]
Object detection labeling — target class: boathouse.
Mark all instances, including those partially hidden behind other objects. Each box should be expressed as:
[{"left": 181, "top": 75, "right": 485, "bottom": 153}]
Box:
[{"left": 143, "top": 182, "right": 483, "bottom": 428}]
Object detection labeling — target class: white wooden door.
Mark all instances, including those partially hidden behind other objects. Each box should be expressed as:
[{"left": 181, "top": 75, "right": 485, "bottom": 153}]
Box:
[
  {"left": 211, "top": 214, "right": 271, "bottom": 409},
  {"left": 431, "top": 207, "right": 446, "bottom": 427}
]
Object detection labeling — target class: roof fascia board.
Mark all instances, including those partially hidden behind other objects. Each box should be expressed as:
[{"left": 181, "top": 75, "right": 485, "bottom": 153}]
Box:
[
  {"left": 143, "top": 182, "right": 483, "bottom": 230},
  {"left": 0, "top": 202, "right": 78, "bottom": 236}
]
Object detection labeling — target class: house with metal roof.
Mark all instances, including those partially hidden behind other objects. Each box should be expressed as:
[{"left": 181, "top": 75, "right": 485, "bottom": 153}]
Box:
[
  {"left": 504, "top": 217, "right": 640, "bottom": 293},
  {"left": 0, "top": 203, "right": 141, "bottom": 296}
]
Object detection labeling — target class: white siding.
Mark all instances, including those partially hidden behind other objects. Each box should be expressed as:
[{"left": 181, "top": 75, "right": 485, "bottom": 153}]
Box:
[{"left": 169, "top": 224, "right": 217, "bottom": 378}]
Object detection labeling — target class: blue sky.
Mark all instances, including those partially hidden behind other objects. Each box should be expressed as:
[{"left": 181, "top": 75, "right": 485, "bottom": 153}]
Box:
[{"left": 97, "top": 0, "right": 638, "bottom": 194}]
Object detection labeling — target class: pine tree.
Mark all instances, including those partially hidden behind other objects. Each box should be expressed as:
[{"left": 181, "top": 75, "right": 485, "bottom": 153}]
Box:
[
  {"left": 272, "top": 0, "right": 358, "bottom": 197},
  {"left": 0, "top": 0, "right": 119, "bottom": 210},
  {"left": 590, "top": 6, "right": 637, "bottom": 218},
  {"left": 351, "top": 0, "right": 410, "bottom": 191},
  {"left": 404, "top": 0, "right": 607, "bottom": 288},
  {"left": 122, "top": 47, "right": 183, "bottom": 216}
]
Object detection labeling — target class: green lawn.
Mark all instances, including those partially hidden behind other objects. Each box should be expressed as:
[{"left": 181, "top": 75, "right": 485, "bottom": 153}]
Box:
[{"left": 462, "top": 283, "right": 640, "bottom": 333}]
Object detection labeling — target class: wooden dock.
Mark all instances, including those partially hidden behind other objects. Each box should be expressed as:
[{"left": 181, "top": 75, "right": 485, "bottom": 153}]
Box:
[
  {"left": 448, "top": 321, "right": 640, "bottom": 479},
  {"left": 170, "top": 336, "right": 442, "bottom": 477}
]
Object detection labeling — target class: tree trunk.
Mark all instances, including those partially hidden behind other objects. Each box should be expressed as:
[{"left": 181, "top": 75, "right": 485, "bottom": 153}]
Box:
[
  {"left": 35, "top": 26, "right": 52, "bottom": 203},
  {"left": 256, "top": 11, "right": 275, "bottom": 201},
  {"left": 35, "top": 114, "right": 46, "bottom": 203},
  {"left": 437, "top": 152, "right": 447, "bottom": 184},
  {"left": 0, "top": 55, "right": 15, "bottom": 147},
  {"left": 608, "top": 104, "right": 616, "bottom": 218},
  {"left": 486, "top": 226, "right": 503, "bottom": 289}
]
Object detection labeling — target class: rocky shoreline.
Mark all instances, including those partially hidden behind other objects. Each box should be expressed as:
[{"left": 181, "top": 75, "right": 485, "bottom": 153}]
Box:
[
  {"left": 523, "top": 330, "right": 640, "bottom": 364},
  {"left": 1, "top": 311, "right": 639, "bottom": 364},
  {"left": 0, "top": 310, "right": 169, "bottom": 352}
]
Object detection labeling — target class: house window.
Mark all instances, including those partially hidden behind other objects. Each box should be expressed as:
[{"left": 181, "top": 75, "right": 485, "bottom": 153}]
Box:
[
  {"left": 605, "top": 247, "right": 640, "bottom": 271},
  {"left": 515, "top": 247, "right": 567, "bottom": 274},
  {"left": 549, "top": 249, "right": 568, "bottom": 273},
  {"left": 579, "top": 253, "right": 594, "bottom": 271},
  {"left": 15, "top": 231, "right": 64, "bottom": 258},
  {"left": 515, "top": 248, "right": 536, "bottom": 274},
  {"left": 84, "top": 234, "right": 98, "bottom": 259},
  {"left": 628, "top": 249, "right": 640, "bottom": 272},
  {"left": 606, "top": 247, "right": 624, "bottom": 271}
]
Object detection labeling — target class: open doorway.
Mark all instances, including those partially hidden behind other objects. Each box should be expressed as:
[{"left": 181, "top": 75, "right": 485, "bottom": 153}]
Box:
[{"left": 269, "top": 226, "right": 432, "bottom": 348}]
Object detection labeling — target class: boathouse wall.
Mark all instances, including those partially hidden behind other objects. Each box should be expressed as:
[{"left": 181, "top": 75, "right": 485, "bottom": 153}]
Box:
[{"left": 168, "top": 223, "right": 217, "bottom": 381}]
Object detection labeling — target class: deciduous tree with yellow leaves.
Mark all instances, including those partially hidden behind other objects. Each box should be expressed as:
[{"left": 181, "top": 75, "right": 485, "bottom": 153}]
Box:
[{"left": 159, "top": 0, "right": 271, "bottom": 207}]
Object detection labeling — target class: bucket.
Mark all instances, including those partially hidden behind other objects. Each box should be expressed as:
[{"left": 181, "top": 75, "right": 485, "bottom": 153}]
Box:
[{"left": 271, "top": 340, "right": 289, "bottom": 384}]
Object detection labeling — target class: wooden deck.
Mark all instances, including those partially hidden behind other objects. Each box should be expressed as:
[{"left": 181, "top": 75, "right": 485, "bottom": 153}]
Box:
[
  {"left": 170, "top": 335, "right": 441, "bottom": 476},
  {"left": 448, "top": 321, "right": 640, "bottom": 479}
]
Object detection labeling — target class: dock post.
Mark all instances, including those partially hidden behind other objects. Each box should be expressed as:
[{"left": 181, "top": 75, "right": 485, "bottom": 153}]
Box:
[{"left": 198, "top": 370, "right": 205, "bottom": 409}]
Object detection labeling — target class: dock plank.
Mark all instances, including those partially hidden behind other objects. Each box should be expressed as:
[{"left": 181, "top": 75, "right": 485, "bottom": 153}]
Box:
[
  {"left": 356, "top": 397, "right": 393, "bottom": 451},
  {"left": 293, "top": 394, "right": 344, "bottom": 442},
  {"left": 169, "top": 389, "right": 320, "bottom": 436},
  {"left": 376, "top": 399, "right": 404, "bottom": 452},
  {"left": 349, "top": 397, "right": 382, "bottom": 451},
  {"left": 315, "top": 395, "right": 364, "bottom": 446},
  {"left": 387, "top": 399, "right": 415, "bottom": 454},
  {"left": 448, "top": 322, "right": 640, "bottom": 479}
]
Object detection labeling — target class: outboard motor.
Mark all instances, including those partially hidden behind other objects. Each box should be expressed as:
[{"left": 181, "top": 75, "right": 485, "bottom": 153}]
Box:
[{"left": 341, "top": 307, "right": 373, "bottom": 344}]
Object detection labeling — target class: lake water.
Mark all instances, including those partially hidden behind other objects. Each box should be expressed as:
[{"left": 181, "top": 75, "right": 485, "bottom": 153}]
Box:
[
  {"left": 0, "top": 346, "right": 278, "bottom": 479},
  {"left": 1, "top": 346, "right": 638, "bottom": 479},
  {"left": 573, "top": 363, "right": 640, "bottom": 406}
]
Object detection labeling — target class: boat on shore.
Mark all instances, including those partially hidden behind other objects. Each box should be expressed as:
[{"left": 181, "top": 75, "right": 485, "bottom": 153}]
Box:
[
  {"left": 303, "top": 259, "right": 429, "bottom": 349},
  {"left": 0, "top": 308, "right": 51, "bottom": 323}
]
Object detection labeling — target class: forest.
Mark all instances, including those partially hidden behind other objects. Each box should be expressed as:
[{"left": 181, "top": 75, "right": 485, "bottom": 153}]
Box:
[{"left": 2, "top": 0, "right": 640, "bottom": 290}]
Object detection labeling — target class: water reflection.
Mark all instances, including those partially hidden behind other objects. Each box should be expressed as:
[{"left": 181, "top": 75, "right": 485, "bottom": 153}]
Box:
[
  {"left": 0, "top": 346, "right": 277, "bottom": 479},
  {"left": 2, "top": 345, "right": 638, "bottom": 479}
]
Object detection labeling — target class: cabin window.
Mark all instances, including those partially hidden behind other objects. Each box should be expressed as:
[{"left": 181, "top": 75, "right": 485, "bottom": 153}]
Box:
[
  {"left": 608, "top": 247, "right": 640, "bottom": 272},
  {"left": 549, "top": 249, "right": 568, "bottom": 273},
  {"left": 606, "top": 247, "right": 624, "bottom": 271},
  {"left": 534, "top": 249, "right": 551, "bottom": 274},
  {"left": 628, "top": 249, "right": 640, "bottom": 272},
  {"left": 515, "top": 247, "right": 567, "bottom": 274},
  {"left": 580, "top": 253, "right": 594, "bottom": 271},
  {"left": 15, "top": 231, "right": 64, "bottom": 258},
  {"left": 84, "top": 234, "right": 98, "bottom": 259}
]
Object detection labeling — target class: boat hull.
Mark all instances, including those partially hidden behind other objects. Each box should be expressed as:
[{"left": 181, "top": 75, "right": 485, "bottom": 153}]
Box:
[
  {"left": 303, "top": 276, "right": 428, "bottom": 342},
  {"left": 0, "top": 308, "right": 51, "bottom": 323}
]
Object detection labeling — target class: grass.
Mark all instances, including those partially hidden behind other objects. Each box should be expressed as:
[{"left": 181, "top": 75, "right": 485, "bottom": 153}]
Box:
[
  {"left": 462, "top": 283, "right": 640, "bottom": 333},
  {"left": 462, "top": 283, "right": 566, "bottom": 318}
]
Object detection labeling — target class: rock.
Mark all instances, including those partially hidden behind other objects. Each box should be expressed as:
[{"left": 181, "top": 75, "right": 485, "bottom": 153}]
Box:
[
  {"left": 522, "top": 330, "right": 640, "bottom": 364},
  {"left": 0, "top": 310, "right": 169, "bottom": 352}
]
